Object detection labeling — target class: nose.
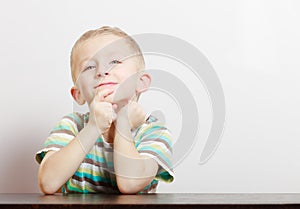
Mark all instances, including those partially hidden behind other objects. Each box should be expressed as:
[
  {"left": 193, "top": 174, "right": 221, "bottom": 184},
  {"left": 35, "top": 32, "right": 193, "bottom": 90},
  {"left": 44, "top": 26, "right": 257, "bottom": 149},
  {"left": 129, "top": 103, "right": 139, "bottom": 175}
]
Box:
[{"left": 96, "top": 70, "right": 110, "bottom": 78}]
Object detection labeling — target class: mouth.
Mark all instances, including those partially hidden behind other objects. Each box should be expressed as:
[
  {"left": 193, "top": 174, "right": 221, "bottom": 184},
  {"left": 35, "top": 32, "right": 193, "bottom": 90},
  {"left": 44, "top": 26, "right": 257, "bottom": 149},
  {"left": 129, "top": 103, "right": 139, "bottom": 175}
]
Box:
[{"left": 94, "top": 82, "right": 118, "bottom": 89}]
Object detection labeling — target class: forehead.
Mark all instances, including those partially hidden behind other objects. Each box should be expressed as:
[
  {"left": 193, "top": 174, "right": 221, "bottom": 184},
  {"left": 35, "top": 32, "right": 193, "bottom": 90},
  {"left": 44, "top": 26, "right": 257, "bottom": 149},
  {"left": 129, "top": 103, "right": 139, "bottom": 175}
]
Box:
[{"left": 75, "top": 34, "right": 137, "bottom": 63}]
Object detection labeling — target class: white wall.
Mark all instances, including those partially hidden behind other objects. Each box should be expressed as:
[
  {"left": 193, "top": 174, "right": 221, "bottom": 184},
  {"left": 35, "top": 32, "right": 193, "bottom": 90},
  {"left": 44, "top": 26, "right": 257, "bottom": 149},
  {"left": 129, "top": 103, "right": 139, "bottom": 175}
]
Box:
[{"left": 0, "top": 0, "right": 300, "bottom": 193}]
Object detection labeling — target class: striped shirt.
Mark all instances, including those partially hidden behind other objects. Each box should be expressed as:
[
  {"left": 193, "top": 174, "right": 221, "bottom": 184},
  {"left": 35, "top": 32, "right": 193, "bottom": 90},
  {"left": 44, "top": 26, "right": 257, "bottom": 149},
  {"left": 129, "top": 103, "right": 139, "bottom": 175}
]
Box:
[{"left": 36, "top": 112, "right": 174, "bottom": 193}]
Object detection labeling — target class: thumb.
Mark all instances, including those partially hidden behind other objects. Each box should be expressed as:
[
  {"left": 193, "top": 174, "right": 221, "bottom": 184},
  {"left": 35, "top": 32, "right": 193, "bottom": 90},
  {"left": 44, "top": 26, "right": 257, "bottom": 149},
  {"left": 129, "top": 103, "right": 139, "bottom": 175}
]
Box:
[{"left": 112, "top": 104, "right": 118, "bottom": 121}]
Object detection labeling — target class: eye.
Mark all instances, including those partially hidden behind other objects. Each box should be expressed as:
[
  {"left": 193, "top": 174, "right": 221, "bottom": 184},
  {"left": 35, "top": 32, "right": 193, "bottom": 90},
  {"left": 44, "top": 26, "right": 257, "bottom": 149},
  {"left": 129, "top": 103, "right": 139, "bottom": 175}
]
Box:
[
  {"left": 83, "top": 65, "right": 96, "bottom": 72},
  {"left": 82, "top": 59, "right": 97, "bottom": 72},
  {"left": 109, "top": 60, "right": 122, "bottom": 65}
]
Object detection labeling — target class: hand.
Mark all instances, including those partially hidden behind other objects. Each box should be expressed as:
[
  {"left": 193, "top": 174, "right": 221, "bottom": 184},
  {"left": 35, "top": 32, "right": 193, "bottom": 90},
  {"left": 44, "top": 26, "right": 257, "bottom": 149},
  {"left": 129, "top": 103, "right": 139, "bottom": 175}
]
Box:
[
  {"left": 88, "top": 89, "right": 117, "bottom": 134},
  {"left": 116, "top": 101, "right": 146, "bottom": 130}
]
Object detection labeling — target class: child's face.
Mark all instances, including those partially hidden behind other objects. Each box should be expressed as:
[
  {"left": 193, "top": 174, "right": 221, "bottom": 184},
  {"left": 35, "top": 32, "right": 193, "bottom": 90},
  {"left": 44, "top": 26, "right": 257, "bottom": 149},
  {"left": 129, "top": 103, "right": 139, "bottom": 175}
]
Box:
[{"left": 72, "top": 34, "right": 145, "bottom": 106}]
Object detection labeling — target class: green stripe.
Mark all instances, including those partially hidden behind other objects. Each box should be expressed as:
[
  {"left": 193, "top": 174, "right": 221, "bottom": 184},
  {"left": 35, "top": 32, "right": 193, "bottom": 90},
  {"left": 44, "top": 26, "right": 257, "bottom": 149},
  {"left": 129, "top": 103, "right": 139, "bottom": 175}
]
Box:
[
  {"left": 66, "top": 183, "right": 90, "bottom": 193},
  {"left": 136, "top": 134, "right": 172, "bottom": 148},
  {"left": 66, "top": 113, "right": 82, "bottom": 126},
  {"left": 52, "top": 125, "right": 74, "bottom": 132},
  {"left": 74, "top": 171, "right": 111, "bottom": 183},
  {"left": 156, "top": 171, "right": 174, "bottom": 182},
  {"left": 138, "top": 146, "right": 172, "bottom": 167},
  {"left": 44, "top": 140, "right": 68, "bottom": 147},
  {"left": 141, "top": 179, "right": 158, "bottom": 191},
  {"left": 136, "top": 125, "right": 166, "bottom": 141},
  {"left": 85, "top": 153, "right": 113, "bottom": 167}
]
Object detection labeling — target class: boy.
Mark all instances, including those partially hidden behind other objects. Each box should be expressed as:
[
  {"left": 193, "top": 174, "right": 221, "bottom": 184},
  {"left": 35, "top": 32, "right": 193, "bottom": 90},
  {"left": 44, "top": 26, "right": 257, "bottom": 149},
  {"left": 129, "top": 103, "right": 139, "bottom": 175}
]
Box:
[{"left": 35, "top": 26, "right": 174, "bottom": 194}]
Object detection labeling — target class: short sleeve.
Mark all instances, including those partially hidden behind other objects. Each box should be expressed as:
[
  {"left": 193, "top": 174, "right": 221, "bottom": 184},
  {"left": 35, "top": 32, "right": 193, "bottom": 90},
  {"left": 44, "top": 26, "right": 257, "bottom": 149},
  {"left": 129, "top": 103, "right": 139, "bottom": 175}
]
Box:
[
  {"left": 35, "top": 113, "right": 84, "bottom": 164},
  {"left": 134, "top": 118, "right": 175, "bottom": 183}
]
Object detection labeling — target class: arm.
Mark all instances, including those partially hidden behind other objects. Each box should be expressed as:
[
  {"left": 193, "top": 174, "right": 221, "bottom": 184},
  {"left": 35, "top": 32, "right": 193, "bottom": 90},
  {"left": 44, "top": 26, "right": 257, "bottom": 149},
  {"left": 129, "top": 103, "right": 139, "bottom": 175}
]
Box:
[
  {"left": 38, "top": 124, "right": 99, "bottom": 194},
  {"left": 38, "top": 90, "right": 115, "bottom": 194},
  {"left": 114, "top": 102, "right": 158, "bottom": 194}
]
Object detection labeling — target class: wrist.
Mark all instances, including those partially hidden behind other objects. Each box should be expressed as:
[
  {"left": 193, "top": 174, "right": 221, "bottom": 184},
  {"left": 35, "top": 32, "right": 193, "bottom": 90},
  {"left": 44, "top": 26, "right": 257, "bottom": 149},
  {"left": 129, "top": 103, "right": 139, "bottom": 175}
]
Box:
[
  {"left": 115, "top": 116, "right": 131, "bottom": 130},
  {"left": 76, "top": 122, "right": 101, "bottom": 154},
  {"left": 85, "top": 122, "right": 102, "bottom": 137},
  {"left": 115, "top": 118, "right": 132, "bottom": 142},
  {"left": 87, "top": 119, "right": 111, "bottom": 135}
]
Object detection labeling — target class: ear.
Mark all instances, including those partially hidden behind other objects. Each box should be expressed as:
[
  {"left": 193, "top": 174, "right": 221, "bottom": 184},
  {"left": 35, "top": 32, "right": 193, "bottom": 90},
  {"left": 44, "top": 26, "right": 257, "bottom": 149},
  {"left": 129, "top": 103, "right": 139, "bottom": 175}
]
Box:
[
  {"left": 136, "top": 73, "right": 151, "bottom": 94},
  {"left": 70, "top": 86, "right": 86, "bottom": 105}
]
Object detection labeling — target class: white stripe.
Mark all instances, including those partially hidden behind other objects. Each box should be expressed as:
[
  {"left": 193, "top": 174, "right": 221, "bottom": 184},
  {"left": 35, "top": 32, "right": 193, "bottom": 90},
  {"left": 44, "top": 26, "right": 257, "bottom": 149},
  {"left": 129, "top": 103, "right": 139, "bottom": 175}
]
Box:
[
  {"left": 139, "top": 130, "right": 171, "bottom": 143},
  {"left": 138, "top": 141, "right": 171, "bottom": 153},
  {"left": 79, "top": 162, "right": 114, "bottom": 174},
  {"left": 36, "top": 147, "right": 60, "bottom": 154},
  {"left": 62, "top": 117, "right": 78, "bottom": 133},
  {"left": 50, "top": 133, "right": 74, "bottom": 140},
  {"left": 139, "top": 148, "right": 172, "bottom": 164}
]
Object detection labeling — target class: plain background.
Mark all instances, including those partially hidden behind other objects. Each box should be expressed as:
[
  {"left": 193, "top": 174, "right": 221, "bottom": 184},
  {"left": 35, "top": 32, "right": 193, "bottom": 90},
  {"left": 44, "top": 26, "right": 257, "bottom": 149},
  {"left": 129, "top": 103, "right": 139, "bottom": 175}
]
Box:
[{"left": 0, "top": 0, "right": 300, "bottom": 193}]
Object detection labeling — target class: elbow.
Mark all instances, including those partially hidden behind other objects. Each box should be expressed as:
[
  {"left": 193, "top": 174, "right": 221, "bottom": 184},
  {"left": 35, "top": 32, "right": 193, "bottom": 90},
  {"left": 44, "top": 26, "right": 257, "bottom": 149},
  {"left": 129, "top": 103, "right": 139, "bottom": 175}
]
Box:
[
  {"left": 116, "top": 176, "right": 153, "bottom": 195},
  {"left": 117, "top": 180, "right": 140, "bottom": 194},
  {"left": 39, "top": 177, "right": 60, "bottom": 195},
  {"left": 37, "top": 151, "right": 63, "bottom": 194},
  {"left": 40, "top": 184, "right": 57, "bottom": 195},
  {"left": 38, "top": 171, "right": 61, "bottom": 195}
]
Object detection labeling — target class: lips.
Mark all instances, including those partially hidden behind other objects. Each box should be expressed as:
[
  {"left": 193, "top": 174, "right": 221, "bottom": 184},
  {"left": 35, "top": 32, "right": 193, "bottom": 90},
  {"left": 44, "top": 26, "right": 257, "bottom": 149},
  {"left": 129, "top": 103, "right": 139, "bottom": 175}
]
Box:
[{"left": 94, "top": 82, "right": 118, "bottom": 89}]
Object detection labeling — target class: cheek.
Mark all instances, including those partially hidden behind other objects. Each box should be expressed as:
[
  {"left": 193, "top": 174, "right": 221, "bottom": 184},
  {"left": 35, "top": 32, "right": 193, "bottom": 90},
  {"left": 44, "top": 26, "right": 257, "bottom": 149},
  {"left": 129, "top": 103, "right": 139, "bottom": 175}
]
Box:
[
  {"left": 116, "top": 69, "right": 138, "bottom": 83},
  {"left": 113, "top": 61, "right": 139, "bottom": 81},
  {"left": 113, "top": 72, "right": 139, "bottom": 103},
  {"left": 78, "top": 71, "right": 95, "bottom": 87},
  {"left": 116, "top": 72, "right": 138, "bottom": 91},
  {"left": 77, "top": 77, "right": 94, "bottom": 97}
]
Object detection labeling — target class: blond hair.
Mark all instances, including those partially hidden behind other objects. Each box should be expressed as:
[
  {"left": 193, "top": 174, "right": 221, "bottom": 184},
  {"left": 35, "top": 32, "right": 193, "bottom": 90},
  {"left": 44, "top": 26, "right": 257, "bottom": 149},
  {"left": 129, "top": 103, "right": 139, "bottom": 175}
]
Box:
[{"left": 70, "top": 26, "right": 145, "bottom": 83}]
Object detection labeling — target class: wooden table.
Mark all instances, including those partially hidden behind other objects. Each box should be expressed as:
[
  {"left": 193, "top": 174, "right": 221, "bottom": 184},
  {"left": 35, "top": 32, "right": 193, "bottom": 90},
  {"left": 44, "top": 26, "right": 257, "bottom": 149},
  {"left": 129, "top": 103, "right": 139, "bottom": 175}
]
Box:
[{"left": 1, "top": 193, "right": 300, "bottom": 208}]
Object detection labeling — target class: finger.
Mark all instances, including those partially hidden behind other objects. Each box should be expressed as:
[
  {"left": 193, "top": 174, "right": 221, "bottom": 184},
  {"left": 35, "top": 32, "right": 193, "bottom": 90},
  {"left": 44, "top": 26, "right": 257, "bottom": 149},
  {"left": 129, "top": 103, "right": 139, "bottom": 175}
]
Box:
[
  {"left": 112, "top": 109, "right": 117, "bottom": 122},
  {"left": 112, "top": 104, "right": 118, "bottom": 118},
  {"left": 95, "top": 89, "right": 114, "bottom": 102},
  {"left": 112, "top": 103, "right": 118, "bottom": 110}
]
